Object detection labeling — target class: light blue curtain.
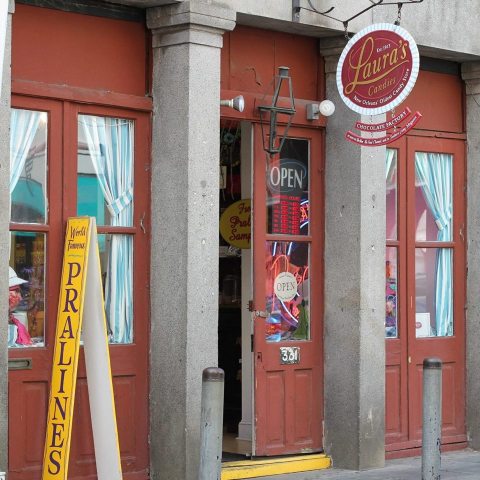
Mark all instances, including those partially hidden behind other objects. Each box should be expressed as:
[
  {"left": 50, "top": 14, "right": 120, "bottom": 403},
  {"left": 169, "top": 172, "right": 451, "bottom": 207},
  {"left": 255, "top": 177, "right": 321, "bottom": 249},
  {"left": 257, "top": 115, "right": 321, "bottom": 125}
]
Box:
[
  {"left": 81, "top": 115, "right": 134, "bottom": 344},
  {"left": 386, "top": 148, "right": 397, "bottom": 182},
  {"left": 10, "top": 109, "right": 41, "bottom": 194},
  {"left": 415, "top": 152, "right": 453, "bottom": 337}
]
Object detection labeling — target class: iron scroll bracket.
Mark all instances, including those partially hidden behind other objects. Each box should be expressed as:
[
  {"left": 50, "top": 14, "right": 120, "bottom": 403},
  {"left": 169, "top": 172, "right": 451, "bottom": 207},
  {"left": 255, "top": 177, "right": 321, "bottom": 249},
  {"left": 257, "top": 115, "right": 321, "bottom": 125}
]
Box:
[{"left": 293, "top": 0, "right": 424, "bottom": 32}]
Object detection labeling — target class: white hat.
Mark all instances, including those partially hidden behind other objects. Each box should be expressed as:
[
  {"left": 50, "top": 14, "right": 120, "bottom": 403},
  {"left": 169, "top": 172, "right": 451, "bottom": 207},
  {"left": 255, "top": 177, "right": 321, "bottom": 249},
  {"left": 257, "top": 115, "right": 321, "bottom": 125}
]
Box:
[{"left": 9, "top": 267, "right": 27, "bottom": 288}]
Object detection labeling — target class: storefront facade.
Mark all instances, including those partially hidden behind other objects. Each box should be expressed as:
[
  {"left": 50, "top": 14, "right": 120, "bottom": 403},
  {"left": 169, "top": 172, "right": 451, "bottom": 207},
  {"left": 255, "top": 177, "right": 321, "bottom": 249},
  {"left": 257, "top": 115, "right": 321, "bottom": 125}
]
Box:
[{"left": 1, "top": 1, "right": 480, "bottom": 480}]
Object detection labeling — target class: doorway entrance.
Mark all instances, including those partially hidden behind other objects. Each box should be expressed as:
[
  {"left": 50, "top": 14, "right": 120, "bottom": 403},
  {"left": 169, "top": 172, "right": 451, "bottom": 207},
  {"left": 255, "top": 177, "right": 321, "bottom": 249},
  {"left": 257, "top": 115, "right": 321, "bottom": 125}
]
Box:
[
  {"left": 218, "top": 121, "right": 325, "bottom": 458},
  {"left": 385, "top": 135, "right": 466, "bottom": 454}
]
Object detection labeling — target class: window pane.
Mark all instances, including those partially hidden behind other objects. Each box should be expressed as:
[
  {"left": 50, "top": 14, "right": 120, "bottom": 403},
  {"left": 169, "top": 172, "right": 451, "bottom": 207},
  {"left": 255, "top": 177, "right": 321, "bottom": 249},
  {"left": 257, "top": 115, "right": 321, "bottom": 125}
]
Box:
[
  {"left": 267, "top": 138, "right": 309, "bottom": 236},
  {"left": 9, "top": 231, "right": 46, "bottom": 347},
  {"left": 415, "top": 152, "right": 452, "bottom": 242},
  {"left": 385, "top": 247, "right": 398, "bottom": 338},
  {"left": 415, "top": 247, "right": 453, "bottom": 337},
  {"left": 11, "top": 109, "right": 48, "bottom": 224},
  {"left": 77, "top": 115, "right": 134, "bottom": 227},
  {"left": 98, "top": 234, "right": 133, "bottom": 344},
  {"left": 265, "top": 241, "right": 310, "bottom": 342},
  {"left": 386, "top": 149, "right": 397, "bottom": 240}
]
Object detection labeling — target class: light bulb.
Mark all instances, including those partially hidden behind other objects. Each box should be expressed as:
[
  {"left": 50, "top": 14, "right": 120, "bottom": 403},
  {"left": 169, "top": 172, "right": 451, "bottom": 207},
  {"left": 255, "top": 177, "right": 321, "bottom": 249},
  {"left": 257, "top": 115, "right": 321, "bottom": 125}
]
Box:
[{"left": 319, "top": 100, "right": 335, "bottom": 117}]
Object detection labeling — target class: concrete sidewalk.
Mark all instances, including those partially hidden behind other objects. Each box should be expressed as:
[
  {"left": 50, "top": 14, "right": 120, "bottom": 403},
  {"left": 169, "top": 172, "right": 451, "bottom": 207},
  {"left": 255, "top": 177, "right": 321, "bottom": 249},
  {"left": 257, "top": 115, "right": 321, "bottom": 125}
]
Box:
[{"left": 259, "top": 450, "right": 480, "bottom": 480}]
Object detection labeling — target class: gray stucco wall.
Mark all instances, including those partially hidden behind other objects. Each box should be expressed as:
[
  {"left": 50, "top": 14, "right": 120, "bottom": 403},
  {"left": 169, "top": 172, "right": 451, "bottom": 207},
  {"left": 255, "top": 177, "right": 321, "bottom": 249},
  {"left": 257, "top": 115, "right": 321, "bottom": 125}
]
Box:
[
  {"left": 462, "top": 61, "right": 480, "bottom": 450},
  {"left": 147, "top": 2, "right": 235, "bottom": 479},
  {"left": 0, "top": 4, "right": 13, "bottom": 476},
  {"left": 321, "top": 42, "right": 386, "bottom": 470}
]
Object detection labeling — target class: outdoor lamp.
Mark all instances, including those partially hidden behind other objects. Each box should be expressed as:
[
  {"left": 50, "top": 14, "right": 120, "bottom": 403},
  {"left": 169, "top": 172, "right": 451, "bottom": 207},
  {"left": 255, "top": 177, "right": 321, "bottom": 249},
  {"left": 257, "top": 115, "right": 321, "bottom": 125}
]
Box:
[
  {"left": 220, "top": 95, "right": 245, "bottom": 112},
  {"left": 306, "top": 100, "right": 336, "bottom": 120},
  {"left": 258, "top": 66, "right": 296, "bottom": 155}
]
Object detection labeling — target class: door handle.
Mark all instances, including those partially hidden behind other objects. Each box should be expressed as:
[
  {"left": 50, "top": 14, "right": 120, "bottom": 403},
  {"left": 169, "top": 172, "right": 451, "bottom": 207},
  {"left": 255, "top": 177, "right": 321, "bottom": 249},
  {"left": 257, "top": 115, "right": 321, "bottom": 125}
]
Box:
[
  {"left": 255, "top": 310, "right": 268, "bottom": 318},
  {"left": 8, "top": 358, "right": 32, "bottom": 370}
]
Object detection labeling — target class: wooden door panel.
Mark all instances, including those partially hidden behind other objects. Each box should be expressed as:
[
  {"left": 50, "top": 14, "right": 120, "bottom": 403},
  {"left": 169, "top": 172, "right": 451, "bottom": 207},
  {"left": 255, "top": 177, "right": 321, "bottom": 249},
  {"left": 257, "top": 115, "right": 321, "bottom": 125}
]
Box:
[
  {"left": 293, "top": 369, "right": 314, "bottom": 442},
  {"left": 115, "top": 376, "right": 138, "bottom": 456},
  {"left": 253, "top": 125, "right": 324, "bottom": 456},
  {"left": 265, "top": 371, "right": 286, "bottom": 449},
  {"left": 8, "top": 380, "right": 48, "bottom": 479},
  {"left": 386, "top": 135, "right": 466, "bottom": 454},
  {"left": 385, "top": 365, "right": 402, "bottom": 439}
]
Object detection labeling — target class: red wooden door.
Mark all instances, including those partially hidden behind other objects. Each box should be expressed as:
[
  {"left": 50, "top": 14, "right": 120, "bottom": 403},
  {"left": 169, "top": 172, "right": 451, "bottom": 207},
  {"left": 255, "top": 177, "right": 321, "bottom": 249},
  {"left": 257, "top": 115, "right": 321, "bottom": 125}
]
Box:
[
  {"left": 385, "top": 135, "right": 466, "bottom": 453},
  {"left": 8, "top": 95, "right": 150, "bottom": 479},
  {"left": 252, "top": 124, "right": 324, "bottom": 456}
]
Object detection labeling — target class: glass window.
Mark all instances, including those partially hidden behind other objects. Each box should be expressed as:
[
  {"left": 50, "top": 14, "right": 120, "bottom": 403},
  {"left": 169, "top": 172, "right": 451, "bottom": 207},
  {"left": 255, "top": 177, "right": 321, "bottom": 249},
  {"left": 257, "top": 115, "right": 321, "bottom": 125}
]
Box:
[
  {"left": 415, "top": 247, "right": 453, "bottom": 337},
  {"left": 415, "top": 152, "right": 452, "bottom": 242},
  {"left": 264, "top": 240, "right": 310, "bottom": 342},
  {"left": 98, "top": 234, "right": 133, "bottom": 344},
  {"left": 386, "top": 149, "right": 397, "bottom": 240},
  {"left": 9, "top": 232, "right": 46, "bottom": 347},
  {"left": 385, "top": 247, "right": 398, "bottom": 338},
  {"left": 11, "top": 109, "right": 48, "bottom": 224},
  {"left": 77, "top": 115, "right": 134, "bottom": 227},
  {"left": 267, "top": 138, "right": 309, "bottom": 236},
  {"left": 78, "top": 115, "right": 135, "bottom": 344}
]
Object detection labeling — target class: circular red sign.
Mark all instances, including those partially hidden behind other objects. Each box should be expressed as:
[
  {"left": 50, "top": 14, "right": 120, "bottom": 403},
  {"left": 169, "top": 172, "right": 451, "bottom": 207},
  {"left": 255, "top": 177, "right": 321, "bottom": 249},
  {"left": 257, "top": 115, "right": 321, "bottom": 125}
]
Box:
[{"left": 337, "top": 24, "right": 419, "bottom": 115}]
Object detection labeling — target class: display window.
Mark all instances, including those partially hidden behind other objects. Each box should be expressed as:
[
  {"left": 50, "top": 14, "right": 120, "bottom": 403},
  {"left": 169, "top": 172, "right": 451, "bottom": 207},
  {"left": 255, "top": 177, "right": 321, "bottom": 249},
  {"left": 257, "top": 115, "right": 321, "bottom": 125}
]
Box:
[
  {"left": 9, "top": 108, "right": 48, "bottom": 347},
  {"left": 386, "top": 148, "right": 398, "bottom": 338}
]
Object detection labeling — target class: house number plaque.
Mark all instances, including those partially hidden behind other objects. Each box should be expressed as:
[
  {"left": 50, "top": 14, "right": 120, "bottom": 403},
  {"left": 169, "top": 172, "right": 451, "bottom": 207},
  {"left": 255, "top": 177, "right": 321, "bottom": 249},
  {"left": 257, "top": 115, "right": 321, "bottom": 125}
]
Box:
[{"left": 280, "top": 346, "right": 300, "bottom": 365}]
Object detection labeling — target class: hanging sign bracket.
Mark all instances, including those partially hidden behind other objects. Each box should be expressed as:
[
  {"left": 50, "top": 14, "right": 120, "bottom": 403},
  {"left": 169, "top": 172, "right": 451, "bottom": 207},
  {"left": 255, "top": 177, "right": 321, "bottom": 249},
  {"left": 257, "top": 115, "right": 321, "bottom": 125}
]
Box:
[{"left": 293, "top": 0, "right": 424, "bottom": 32}]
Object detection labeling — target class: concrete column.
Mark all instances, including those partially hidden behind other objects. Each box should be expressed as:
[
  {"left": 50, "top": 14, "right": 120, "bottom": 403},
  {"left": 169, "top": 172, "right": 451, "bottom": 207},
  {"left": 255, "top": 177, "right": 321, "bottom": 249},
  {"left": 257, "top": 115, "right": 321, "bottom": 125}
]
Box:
[
  {"left": 321, "top": 38, "right": 386, "bottom": 470},
  {"left": 461, "top": 61, "right": 480, "bottom": 451},
  {"left": 0, "top": 2, "right": 14, "bottom": 476},
  {"left": 146, "top": 3, "right": 235, "bottom": 480}
]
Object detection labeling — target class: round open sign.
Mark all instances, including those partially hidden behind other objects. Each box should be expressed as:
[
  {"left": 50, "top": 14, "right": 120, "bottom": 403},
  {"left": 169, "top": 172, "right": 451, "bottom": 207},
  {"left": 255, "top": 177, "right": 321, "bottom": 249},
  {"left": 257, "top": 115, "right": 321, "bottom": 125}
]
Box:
[{"left": 336, "top": 23, "right": 419, "bottom": 115}]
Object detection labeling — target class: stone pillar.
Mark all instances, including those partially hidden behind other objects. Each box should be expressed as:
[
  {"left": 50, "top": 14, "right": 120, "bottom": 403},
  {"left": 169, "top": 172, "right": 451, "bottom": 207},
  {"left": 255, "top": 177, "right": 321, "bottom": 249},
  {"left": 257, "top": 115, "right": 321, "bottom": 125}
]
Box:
[
  {"left": 461, "top": 61, "right": 480, "bottom": 451},
  {"left": 321, "top": 38, "right": 386, "bottom": 470},
  {"left": 0, "top": 2, "right": 14, "bottom": 476},
  {"left": 146, "top": 3, "right": 235, "bottom": 480}
]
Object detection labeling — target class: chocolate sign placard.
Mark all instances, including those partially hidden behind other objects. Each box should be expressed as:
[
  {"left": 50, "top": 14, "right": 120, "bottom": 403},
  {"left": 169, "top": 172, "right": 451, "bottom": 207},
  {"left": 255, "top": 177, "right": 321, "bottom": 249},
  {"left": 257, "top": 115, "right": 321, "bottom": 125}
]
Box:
[{"left": 337, "top": 23, "right": 419, "bottom": 115}]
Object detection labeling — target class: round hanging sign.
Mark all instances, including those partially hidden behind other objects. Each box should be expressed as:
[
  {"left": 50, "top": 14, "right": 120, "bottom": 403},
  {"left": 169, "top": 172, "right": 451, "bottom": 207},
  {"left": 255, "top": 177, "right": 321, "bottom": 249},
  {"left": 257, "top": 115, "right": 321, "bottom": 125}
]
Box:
[
  {"left": 274, "top": 271, "right": 298, "bottom": 302},
  {"left": 336, "top": 23, "right": 419, "bottom": 115}
]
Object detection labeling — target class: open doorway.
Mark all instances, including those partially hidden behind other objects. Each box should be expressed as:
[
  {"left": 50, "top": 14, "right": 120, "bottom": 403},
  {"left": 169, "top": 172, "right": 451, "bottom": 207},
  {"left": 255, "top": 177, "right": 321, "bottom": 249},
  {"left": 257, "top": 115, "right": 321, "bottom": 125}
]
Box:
[{"left": 218, "top": 121, "right": 253, "bottom": 459}]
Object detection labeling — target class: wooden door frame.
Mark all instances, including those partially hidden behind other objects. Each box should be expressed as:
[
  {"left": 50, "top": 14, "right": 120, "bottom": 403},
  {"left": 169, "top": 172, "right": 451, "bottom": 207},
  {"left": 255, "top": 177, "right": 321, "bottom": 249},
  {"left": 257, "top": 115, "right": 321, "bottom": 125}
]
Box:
[{"left": 8, "top": 94, "right": 152, "bottom": 479}]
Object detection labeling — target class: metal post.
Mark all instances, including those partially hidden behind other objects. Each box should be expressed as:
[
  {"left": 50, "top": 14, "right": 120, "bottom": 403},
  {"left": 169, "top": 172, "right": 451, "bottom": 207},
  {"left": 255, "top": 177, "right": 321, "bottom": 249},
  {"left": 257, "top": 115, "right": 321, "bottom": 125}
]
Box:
[
  {"left": 199, "top": 367, "right": 224, "bottom": 480},
  {"left": 422, "top": 358, "right": 442, "bottom": 480}
]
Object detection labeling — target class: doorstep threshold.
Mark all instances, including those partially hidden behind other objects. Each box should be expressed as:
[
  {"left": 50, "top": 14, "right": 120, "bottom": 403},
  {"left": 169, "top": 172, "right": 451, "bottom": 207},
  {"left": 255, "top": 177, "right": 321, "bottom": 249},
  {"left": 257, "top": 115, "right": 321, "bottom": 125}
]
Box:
[{"left": 221, "top": 453, "right": 331, "bottom": 479}]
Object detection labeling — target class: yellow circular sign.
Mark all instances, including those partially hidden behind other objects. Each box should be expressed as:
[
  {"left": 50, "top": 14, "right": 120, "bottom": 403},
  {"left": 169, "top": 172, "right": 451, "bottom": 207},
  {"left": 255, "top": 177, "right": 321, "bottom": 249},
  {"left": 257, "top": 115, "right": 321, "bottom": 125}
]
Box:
[{"left": 220, "top": 199, "right": 251, "bottom": 249}]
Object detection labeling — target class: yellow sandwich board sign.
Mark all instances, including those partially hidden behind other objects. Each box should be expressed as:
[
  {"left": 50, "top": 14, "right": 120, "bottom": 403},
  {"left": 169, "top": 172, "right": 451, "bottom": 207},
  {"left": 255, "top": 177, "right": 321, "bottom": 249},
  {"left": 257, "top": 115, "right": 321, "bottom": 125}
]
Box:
[{"left": 42, "top": 217, "right": 122, "bottom": 480}]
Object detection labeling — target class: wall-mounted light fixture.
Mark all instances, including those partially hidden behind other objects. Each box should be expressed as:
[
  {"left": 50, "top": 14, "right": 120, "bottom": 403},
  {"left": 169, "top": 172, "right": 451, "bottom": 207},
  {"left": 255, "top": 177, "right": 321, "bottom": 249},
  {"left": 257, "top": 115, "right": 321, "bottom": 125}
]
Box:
[
  {"left": 220, "top": 95, "right": 245, "bottom": 112},
  {"left": 306, "top": 100, "right": 336, "bottom": 120},
  {"left": 258, "top": 66, "right": 296, "bottom": 155}
]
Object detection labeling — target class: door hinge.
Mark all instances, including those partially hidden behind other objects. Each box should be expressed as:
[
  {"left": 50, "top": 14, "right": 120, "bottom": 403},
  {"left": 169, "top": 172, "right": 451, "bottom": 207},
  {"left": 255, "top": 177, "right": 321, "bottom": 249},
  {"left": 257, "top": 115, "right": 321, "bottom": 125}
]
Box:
[
  {"left": 251, "top": 333, "right": 254, "bottom": 352},
  {"left": 248, "top": 300, "right": 254, "bottom": 312}
]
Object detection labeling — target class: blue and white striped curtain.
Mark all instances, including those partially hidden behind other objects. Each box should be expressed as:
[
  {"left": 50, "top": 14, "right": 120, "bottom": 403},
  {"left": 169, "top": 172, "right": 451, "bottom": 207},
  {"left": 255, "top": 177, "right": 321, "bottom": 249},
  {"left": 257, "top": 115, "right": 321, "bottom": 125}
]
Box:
[
  {"left": 81, "top": 115, "right": 134, "bottom": 344},
  {"left": 415, "top": 152, "right": 453, "bottom": 337},
  {"left": 386, "top": 148, "right": 397, "bottom": 183},
  {"left": 10, "top": 109, "right": 41, "bottom": 195}
]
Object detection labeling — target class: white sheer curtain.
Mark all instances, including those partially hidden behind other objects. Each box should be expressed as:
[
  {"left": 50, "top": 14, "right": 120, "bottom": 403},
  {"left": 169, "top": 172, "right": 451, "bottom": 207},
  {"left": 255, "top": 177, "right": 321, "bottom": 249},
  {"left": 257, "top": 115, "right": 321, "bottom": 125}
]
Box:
[
  {"left": 415, "top": 152, "right": 453, "bottom": 337},
  {"left": 10, "top": 109, "right": 41, "bottom": 195},
  {"left": 80, "top": 115, "right": 134, "bottom": 343}
]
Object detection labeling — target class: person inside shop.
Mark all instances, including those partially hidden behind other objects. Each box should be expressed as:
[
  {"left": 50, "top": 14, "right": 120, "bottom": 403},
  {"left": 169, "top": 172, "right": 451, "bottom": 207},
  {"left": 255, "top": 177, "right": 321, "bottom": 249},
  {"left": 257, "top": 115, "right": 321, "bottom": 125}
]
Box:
[{"left": 9, "top": 267, "right": 32, "bottom": 346}]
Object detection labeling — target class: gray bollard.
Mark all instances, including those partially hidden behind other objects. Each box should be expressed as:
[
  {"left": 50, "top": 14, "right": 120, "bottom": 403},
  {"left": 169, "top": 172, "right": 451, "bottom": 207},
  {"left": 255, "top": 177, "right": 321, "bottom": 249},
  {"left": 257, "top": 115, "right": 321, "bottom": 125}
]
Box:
[
  {"left": 422, "top": 358, "right": 442, "bottom": 480},
  {"left": 199, "top": 367, "right": 224, "bottom": 480}
]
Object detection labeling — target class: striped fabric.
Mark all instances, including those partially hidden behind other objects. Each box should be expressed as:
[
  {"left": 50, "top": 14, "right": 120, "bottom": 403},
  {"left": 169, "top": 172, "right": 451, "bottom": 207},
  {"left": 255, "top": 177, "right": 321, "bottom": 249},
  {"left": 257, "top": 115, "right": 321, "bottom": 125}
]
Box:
[
  {"left": 415, "top": 152, "right": 453, "bottom": 337},
  {"left": 80, "top": 115, "right": 134, "bottom": 344}
]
